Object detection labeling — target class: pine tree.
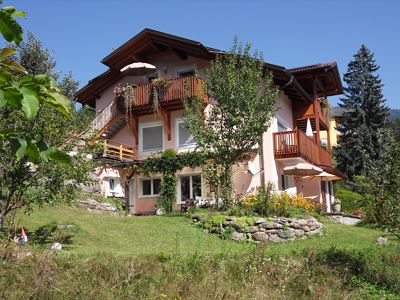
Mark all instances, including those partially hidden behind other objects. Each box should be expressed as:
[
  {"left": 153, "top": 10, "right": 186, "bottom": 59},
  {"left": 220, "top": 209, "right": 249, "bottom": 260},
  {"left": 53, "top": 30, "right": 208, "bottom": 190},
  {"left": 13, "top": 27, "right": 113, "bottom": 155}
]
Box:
[{"left": 336, "top": 45, "right": 389, "bottom": 178}]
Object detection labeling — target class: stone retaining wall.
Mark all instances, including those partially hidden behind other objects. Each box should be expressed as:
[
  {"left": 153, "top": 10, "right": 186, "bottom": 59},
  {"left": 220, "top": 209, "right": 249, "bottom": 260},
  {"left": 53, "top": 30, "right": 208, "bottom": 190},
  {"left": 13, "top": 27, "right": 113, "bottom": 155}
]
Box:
[
  {"left": 78, "top": 199, "right": 118, "bottom": 215},
  {"left": 193, "top": 215, "right": 323, "bottom": 243}
]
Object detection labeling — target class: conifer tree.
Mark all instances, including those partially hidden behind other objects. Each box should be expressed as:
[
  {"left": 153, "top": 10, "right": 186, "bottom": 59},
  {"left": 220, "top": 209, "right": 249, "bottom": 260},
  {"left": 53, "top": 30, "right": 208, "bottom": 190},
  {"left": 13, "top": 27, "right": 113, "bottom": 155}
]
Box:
[{"left": 336, "top": 45, "right": 389, "bottom": 178}]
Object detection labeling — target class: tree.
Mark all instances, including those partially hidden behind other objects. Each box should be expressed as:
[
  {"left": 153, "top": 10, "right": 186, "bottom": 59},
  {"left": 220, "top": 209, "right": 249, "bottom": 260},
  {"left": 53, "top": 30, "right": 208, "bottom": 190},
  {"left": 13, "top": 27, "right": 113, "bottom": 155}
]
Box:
[
  {"left": 184, "top": 39, "right": 278, "bottom": 206},
  {"left": 358, "top": 129, "right": 400, "bottom": 239},
  {"left": 336, "top": 45, "right": 389, "bottom": 178},
  {"left": 0, "top": 5, "right": 93, "bottom": 229}
]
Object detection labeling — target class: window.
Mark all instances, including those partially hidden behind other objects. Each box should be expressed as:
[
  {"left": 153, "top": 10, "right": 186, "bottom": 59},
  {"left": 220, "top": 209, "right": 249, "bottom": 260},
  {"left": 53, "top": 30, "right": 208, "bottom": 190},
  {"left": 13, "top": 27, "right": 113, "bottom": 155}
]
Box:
[
  {"left": 281, "top": 174, "right": 290, "bottom": 190},
  {"left": 140, "top": 122, "right": 163, "bottom": 152},
  {"left": 179, "top": 174, "right": 202, "bottom": 203},
  {"left": 109, "top": 178, "right": 115, "bottom": 191},
  {"left": 178, "top": 70, "right": 195, "bottom": 77},
  {"left": 176, "top": 65, "right": 196, "bottom": 78},
  {"left": 176, "top": 119, "right": 196, "bottom": 148},
  {"left": 141, "top": 178, "right": 161, "bottom": 197}
]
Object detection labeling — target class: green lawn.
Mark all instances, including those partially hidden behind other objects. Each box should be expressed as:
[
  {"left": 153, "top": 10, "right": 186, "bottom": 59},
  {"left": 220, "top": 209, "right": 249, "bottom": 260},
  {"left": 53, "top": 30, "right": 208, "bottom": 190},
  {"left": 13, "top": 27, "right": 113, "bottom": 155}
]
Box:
[
  {"left": 16, "top": 204, "right": 399, "bottom": 257},
  {"left": 3, "top": 204, "right": 399, "bottom": 299}
]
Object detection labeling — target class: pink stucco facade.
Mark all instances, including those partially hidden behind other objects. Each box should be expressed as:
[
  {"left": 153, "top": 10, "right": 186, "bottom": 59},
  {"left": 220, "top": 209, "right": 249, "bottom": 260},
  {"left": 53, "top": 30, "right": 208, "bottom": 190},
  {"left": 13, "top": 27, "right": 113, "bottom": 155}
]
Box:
[{"left": 91, "top": 49, "right": 337, "bottom": 214}]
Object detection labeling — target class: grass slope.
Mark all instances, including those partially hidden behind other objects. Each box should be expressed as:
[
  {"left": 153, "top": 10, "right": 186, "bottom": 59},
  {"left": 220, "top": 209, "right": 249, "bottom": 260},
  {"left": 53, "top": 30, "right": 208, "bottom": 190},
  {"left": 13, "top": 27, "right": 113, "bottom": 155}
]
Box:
[{"left": 15, "top": 204, "right": 399, "bottom": 257}]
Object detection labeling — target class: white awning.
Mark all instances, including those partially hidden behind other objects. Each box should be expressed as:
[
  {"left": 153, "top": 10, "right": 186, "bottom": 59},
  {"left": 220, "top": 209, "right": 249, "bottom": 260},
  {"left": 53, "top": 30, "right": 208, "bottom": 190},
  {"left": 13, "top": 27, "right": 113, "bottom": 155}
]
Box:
[
  {"left": 283, "top": 163, "right": 323, "bottom": 176},
  {"left": 303, "top": 171, "right": 342, "bottom": 181},
  {"left": 120, "top": 62, "right": 156, "bottom": 75}
]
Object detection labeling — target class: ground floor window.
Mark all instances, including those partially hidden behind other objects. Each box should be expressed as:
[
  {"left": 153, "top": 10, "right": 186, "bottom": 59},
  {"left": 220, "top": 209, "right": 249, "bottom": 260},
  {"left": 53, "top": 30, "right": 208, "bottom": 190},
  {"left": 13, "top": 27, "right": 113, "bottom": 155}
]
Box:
[
  {"left": 109, "top": 177, "right": 119, "bottom": 192},
  {"left": 140, "top": 178, "right": 161, "bottom": 197},
  {"left": 179, "top": 174, "right": 202, "bottom": 203},
  {"left": 281, "top": 174, "right": 290, "bottom": 190}
]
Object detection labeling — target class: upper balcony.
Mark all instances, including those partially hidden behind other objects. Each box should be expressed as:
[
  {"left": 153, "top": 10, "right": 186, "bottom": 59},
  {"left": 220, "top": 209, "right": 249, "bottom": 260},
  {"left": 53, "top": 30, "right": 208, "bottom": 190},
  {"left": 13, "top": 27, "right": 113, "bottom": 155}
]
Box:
[
  {"left": 117, "top": 75, "right": 207, "bottom": 113},
  {"left": 273, "top": 130, "right": 332, "bottom": 167}
]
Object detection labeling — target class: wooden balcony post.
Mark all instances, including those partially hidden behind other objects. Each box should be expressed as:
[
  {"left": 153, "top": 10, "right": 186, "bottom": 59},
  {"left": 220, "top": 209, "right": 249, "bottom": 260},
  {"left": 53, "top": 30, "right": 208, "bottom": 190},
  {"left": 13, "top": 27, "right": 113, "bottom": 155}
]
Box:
[{"left": 120, "top": 143, "right": 123, "bottom": 160}]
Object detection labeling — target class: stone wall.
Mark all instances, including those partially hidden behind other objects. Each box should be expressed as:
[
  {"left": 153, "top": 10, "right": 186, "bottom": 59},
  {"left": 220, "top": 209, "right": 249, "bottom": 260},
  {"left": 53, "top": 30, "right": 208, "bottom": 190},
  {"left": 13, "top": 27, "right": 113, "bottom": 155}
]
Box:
[
  {"left": 78, "top": 199, "right": 118, "bottom": 215},
  {"left": 192, "top": 215, "right": 323, "bottom": 243}
]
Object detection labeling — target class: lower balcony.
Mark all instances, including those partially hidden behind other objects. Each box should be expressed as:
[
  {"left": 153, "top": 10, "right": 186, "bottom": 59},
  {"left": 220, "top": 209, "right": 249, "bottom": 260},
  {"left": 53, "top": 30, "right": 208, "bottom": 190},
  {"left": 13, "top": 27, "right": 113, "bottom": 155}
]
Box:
[
  {"left": 273, "top": 130, "right": 332, "bottom": 167},
  {"left": 96, "top": 139, "right": 137, "bottom": 162}
]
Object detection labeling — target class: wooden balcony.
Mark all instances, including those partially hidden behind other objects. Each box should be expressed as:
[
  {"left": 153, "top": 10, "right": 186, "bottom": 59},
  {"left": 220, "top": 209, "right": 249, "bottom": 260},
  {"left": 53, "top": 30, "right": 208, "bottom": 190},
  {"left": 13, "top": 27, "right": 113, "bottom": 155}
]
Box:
[
  {"left": 120, "top": 75, "right": 207, "bottom": 109},
  {"left": 273, "top": 130, "right": 332, "bottom": 167},
  {"left": 100, "top": 139, "right": 136, "bottom": 161}
]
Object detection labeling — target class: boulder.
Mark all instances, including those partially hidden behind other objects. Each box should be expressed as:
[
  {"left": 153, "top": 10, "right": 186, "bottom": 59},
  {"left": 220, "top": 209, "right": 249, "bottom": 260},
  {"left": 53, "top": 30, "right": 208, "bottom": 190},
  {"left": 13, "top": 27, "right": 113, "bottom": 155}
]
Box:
[
  {"left": 293, "top": 229, "right": 305, "bottom": 237},
  {"left": 252, "top": 232, "right": 268, "bottom": 242},
  {"left": 231, "top": 231, "right": 247, "bottom": 241},
  {"left": 192, "top": 214, "right": 201, "bottom": 222},
  {"left": 269, "top": 234, "right": 287, "bottom": 243},
  {"left": 246, "top": 226, "right": 259, "bottom": 234},
  {"left": 278, "top": 229, "right": 295, "bottom": 239},
  {"left": 209, "top": 227, "right": 220, "bottom": 234},
  {"left": 262, "top": 222, "right": 283, "bottom": 230},
  {"left": 255, "top": 218, "right": 266, "bottom": 225},
  {"left": 376, "top": 237, "right": 389, "bottom": 245}
]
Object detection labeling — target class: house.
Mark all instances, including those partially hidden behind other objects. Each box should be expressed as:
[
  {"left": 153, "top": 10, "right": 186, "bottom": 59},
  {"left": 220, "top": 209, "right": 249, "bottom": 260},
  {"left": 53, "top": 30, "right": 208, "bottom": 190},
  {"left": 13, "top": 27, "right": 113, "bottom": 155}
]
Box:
[{"left": 76, "top": 28, "right": 344, "bottom": 214}]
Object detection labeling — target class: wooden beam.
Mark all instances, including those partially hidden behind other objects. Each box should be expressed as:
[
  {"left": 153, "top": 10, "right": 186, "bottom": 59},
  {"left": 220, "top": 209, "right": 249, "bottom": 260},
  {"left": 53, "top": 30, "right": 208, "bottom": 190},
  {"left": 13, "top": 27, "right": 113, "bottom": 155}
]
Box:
[
  {"left": 172, "top": 47, "right": 188, "bottom": 60},
  {"left": 158, "top": 107, "right": 171, "bottom": 140},
  {"left": 127, "top": 116, "right": 139, "bottom": 145}
]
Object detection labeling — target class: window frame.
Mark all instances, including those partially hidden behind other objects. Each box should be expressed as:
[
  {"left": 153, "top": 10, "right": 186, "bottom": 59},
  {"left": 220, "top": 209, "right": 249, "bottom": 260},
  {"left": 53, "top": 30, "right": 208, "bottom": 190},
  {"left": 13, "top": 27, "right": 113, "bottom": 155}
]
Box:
[
  {"left": 139, "top": 177, "right": 161, "bottom": 198},
  {"left": 176, "top": 173, "right": 202, "bottom": 204},
  {"left": 139, "top": 121, "right": 164, "bottom": 153},
  {"left": 175, "top": 64, "right": 196, "bottom": 78},
  {"left": 175, "top": 118, "right": 196, "bottom": 149}
]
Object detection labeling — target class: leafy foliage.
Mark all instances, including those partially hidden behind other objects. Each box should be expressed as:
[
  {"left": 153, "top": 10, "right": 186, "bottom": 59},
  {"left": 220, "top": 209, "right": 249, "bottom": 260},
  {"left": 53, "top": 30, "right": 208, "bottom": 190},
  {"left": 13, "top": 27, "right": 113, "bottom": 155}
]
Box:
[
  {"left": 184, "top": 38, "right": 278, "bottom": 205},
  {"left": 357, "top": 129, "right": 400, "bottom": 238},
  {"left": 336, "top": 45, "right": 389, "bottom": 178},
  {"left": 0, "top": 5, "right": 93, "bottom": 229},
  {"left": 131, "top": 149, "right": 207, "bottom": 213}
]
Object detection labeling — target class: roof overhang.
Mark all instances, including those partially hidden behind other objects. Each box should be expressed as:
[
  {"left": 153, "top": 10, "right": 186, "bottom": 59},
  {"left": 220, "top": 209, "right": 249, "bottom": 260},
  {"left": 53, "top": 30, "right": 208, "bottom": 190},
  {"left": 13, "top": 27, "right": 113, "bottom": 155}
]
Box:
[
  {"left": 288, "top": 62, "right": 343, "bottom": 97},
  {"left": 76, "top": 29, "right": 342, "bottom": 107}
]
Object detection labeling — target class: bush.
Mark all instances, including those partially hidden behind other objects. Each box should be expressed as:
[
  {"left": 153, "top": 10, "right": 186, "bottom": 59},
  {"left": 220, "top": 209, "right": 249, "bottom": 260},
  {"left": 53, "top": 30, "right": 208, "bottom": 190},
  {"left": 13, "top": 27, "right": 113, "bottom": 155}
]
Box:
[
  {"left": 335, "top": 183, "right": 363, "bottom": 214},
  {"left": 238, "top": 188, "right": 319, "bottom": 217}
]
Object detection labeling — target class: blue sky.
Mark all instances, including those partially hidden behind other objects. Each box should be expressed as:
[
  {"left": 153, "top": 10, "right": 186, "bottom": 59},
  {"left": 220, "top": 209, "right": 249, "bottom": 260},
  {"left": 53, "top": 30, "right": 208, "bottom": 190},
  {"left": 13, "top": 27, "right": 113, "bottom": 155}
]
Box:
[{"left": 5, "top": 0, "right": 400, "bottom": 108}]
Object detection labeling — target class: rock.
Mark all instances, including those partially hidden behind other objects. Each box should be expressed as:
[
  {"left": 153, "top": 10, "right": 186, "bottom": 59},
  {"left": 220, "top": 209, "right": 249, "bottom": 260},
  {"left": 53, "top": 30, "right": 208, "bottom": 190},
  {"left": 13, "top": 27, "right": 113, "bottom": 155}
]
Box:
[
  {"left": 246, "top": 233, "right": 252, "bottom": 239},
  {"left": 231, "top": 231, "right": 246, "bottom": 241},
  {"left": 269, "top": 235, "right": 287, "bottom": 243},
  {"left": 258, "top": 227, "right": 267, "bottom": 232},
  {"left": 278, "top": 229, "right": 295, "bottom": 239},
  {"left": 265, "top": 229, "right": 279, "bottom": 234},
  {"left": 376, "top": 237, "right": 389, "bottom": 245},
  {"left": 255, "top": 218, "right": 266, "bottom": 225},
  {"left": 51, "top": 242, "right": 62, "bottom": 251},
  {"left": 246, "top": 226, "right": 259, "bottom": 234},
  {"left": 309, "top": 225, "right": 316, "bottom": 231},
  {"left": 315, "top": 222, "right": 323, "bottom": 229},
  {"left": 192, "top": 214, "right": 201, "bottom": 221},
  {"left": 294, "top": 229, "right": 305, "bottom": 237},
  {"left": 252, "top": 232, "right": 268, "bottom": 242},
  {"left": 289, "top": 222, "right": 303, "bottom": 230},
  {"left": 209, "top": 227, "right": 220, "bottom": 234},
  {"left": 303, "top": 225, "right": 310, "bottom": 232},
  {"left": 262, "top": 222, "right": 283, "bottom": 230},
  {"left": 225, "top": 216, "right": 236, "bottom": 222}
]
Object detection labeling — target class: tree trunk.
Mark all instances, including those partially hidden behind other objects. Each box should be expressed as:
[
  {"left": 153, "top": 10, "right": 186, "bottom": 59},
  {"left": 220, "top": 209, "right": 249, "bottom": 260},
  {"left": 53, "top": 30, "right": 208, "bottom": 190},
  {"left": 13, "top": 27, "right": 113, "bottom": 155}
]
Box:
[{"left": 221, "top": 164, "right": 233, "bottom": 207}]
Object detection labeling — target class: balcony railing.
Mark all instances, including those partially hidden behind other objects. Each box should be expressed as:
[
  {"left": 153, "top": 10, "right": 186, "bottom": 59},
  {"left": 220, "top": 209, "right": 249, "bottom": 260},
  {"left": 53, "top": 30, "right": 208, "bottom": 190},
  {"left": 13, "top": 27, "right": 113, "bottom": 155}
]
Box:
[
  {"left": 124, "top": 75, "right": 206, "bottom": 107},
  {"left": 273, "top": 130, "right": 332, "bottom": 167},
  {"left": 101, "top": 139, "right": 136, "bottom": 161}
]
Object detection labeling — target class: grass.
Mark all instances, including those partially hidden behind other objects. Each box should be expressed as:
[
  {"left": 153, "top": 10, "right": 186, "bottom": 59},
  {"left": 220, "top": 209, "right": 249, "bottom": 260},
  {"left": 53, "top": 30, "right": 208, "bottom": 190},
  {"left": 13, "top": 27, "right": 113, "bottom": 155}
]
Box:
[
  {"left": 1, "top": 204, "right": 398, "bottom": 299},
  {"left": 11, "top": 204, "right": 399, "bottom": 258}
]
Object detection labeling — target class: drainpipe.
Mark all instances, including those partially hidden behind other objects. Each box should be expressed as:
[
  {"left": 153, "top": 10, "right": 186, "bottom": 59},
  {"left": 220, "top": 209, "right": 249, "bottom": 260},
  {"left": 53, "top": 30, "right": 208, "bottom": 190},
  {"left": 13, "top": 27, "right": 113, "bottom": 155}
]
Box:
[{"left": 259, "top": 134, "right": 265, "bottom": 186}]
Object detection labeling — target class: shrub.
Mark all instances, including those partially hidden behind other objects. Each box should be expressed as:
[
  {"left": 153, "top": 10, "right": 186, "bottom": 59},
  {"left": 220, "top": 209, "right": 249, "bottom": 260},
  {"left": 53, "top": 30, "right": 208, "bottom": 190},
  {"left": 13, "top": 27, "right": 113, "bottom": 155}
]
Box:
[{"left": 335, "top": 184, "right": 363, "bottom": 214}]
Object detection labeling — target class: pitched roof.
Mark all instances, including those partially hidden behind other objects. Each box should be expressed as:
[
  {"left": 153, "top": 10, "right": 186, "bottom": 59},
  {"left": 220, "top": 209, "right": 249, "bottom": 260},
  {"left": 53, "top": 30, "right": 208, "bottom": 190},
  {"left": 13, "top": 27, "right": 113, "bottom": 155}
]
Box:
[{"left": 76, "top": 29, "right": 342, "bottom": 107}]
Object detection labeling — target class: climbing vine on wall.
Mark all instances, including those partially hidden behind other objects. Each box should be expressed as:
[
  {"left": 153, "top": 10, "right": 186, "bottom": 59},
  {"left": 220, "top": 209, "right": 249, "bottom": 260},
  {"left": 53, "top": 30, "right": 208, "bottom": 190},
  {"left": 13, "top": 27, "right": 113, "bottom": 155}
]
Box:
[{"left": 131, "top": 149, "right": 207, "bottom": 213}]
